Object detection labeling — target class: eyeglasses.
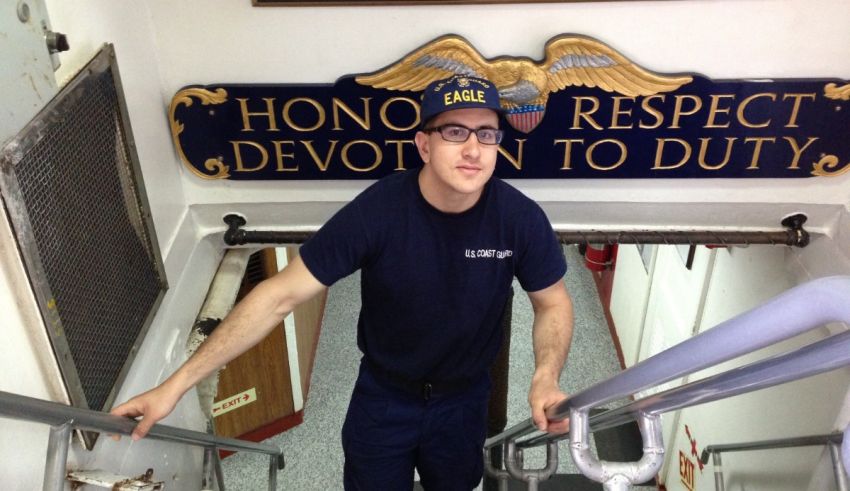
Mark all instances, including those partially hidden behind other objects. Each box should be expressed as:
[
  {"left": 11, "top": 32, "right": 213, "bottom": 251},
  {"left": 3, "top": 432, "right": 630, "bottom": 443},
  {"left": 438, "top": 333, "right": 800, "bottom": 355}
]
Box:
[{"left": 423, "top": 124, "right": 504, "bottom": 145}]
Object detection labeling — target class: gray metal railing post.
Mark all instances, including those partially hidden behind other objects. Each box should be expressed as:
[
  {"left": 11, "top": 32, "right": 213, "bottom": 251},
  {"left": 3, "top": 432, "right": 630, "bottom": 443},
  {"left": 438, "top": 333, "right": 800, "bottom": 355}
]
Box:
[
  {"left": 830, "top": 441, "right": 849, "bottom": 491},
  {"left": 202, "top": 447, "right": 215, "bottom": 490},
  {"left": 483, "top": 445, "right": 510, "bottom": 491},
  {"left": 268, "top": 454, "right": 278, "bottom": 490},
  {"left": 43, "top": 420, "right": 73, "bottom": 491},
  {"left": 570, "top": 410, "right": 664, "bottom": 490},
  {"left": 711, "top": 451, "right": 724, "bottom": 491},
  {"left": 504, "top": 439, "right": 558, "bottom": 487},
  {"left": 844, "top": 425, "right": 850, "bottom": 483},
  {"left": 214, "top": 449, "right": 226, "bottom": 491}
]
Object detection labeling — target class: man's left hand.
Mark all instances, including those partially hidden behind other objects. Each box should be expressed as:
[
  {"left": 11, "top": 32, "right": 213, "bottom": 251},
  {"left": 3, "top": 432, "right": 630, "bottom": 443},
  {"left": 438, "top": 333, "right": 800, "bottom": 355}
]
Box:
[{"left": 528, "top": 372, "right": 570, "bottom": 434}]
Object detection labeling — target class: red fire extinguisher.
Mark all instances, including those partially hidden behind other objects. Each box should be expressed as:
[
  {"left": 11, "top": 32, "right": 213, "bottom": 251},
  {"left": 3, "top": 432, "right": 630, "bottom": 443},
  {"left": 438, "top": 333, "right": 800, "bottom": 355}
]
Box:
[{"left": 584, "top": 243, "right": 613, "bottom": 271}]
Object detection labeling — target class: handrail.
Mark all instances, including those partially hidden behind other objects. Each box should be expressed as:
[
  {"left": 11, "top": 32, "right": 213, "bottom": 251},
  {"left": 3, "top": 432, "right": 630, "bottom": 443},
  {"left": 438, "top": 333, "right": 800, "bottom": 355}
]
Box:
[
  {"left": 484, "top": 275, "right": 850, "bottom": 490},
  {"left": 518, "top": 328, "right": 850, "bottom": 449},
  {"left": 700, "top": 432, "right": 843, "bottom": 463},
  {"left": 0, "top": 390, "right": 284, "bottom": 490},
  {"left": 699, "top": 432, "right": 848, "bottom": 491}
]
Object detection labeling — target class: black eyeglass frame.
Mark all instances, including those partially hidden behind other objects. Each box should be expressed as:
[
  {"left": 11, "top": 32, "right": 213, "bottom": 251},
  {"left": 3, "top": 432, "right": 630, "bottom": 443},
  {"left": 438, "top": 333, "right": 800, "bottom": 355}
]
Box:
[{"left": 422, "top": 124, "right": 505, "bottom": 145}]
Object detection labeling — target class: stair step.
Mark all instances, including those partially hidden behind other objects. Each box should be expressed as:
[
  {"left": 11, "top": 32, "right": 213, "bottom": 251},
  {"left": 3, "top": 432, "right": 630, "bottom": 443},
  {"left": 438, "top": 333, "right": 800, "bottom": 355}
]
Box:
[{"left": 67, "top": 469, "right": 163, "bottom": 490}]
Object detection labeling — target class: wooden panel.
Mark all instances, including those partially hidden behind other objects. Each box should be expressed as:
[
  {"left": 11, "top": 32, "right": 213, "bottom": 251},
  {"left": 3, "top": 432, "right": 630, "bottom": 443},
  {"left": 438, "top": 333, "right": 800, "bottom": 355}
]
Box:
[
  {"left": 286, "top": 246, "right": 328, "bottom": 398},
  {"left": 214, "top": 249, "right": 295, "bottom": 439},
  {"left": 214, "top": 322, "right": 294, "bottom": 437}
]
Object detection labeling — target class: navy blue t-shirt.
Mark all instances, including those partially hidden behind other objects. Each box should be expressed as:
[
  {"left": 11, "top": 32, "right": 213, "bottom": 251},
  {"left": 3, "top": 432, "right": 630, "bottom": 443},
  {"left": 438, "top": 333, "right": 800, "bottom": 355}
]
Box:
[{"left": 300, "top": 169, "right": 566, "bottom": 383}]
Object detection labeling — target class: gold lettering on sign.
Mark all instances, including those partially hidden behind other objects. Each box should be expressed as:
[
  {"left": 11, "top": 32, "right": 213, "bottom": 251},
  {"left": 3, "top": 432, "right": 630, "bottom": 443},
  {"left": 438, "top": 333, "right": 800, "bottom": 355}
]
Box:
[
  {"left": 554, "top": 139, "right": 584, "bottom": 170},
  {"left": 743, "top": 137, "right": 776, "bottom": 169},
  {"left": 586, "top": 139, "right": 627, "bottom": 171},
  {"left": 283, "top": 98, "right": 326, "bottom": 132},
  {"left": 784, "top": 136, "right": 819, "bottom": 170},
  {"left": 704, "top": 94, "right": 735, "bottom": 129},
  {"left": 497, "top": 139, "right": 526, "bottom": 170},
  {"left": 301, "top": 140, "right": 339, "bottom": 171},
  {"left": 783, "top": 93, "right": 816, "bottom": 128},
  {"left": 380, "top": 97, "right": 420, "bottom": 131},
  {"left": 385, "top": 140, "right": 414, "bottom": 171},
  {"left": 341, "top": 140, "right": 382, "bottom": 172},
  {"left": 272, "top": 140, "right": 298, "bottom": 172},
  {"left": 571, "top": 97, "right": 603, "bottom": 130},
  {"left": 230, "top": 140, "right": 269, "bottom": 172},
  {"left": 670, "top": 95, "right": 702, "bottom": 129},
  {"left": 736, "top": 93, "right": 775, "bottom": 128},
  {"left": 610, "top": 97, "right": 635, "bottom": 129},
  {"left": 697, "top": 137, "right": 737, "bottom": 170},
  {"left": 638, "top": 95, "right": 665, "bottom": 129},
  {"left": 332, "top": 97, "right": 372, "bottom": 131},
  {"left": 237, "top": 97, "right": 279, "bottom": 132},
  {"left": 653, "top": 138, "right": 692, "bottom": 170}
]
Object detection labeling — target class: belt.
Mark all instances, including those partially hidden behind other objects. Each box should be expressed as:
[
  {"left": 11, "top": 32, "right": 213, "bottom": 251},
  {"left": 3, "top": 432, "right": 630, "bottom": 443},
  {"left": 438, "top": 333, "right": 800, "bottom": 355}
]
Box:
[{"left": 364, "top": 359, "right": 472, "bottom": 401}]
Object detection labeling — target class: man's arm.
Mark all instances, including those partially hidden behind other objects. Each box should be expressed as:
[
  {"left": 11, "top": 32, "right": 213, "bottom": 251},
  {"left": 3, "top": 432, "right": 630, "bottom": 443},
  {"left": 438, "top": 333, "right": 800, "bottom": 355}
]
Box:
[
  {"left": 110, "top": 255, "right": 326, "bottom": 440},
  {"left": 527, "top": 280, "right": 574, "bottom": 433}
]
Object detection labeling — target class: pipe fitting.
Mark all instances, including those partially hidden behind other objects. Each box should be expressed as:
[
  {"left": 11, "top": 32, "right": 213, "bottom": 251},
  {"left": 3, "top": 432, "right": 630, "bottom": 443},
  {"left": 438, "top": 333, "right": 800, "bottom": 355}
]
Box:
[{"left": 570, "top": 409, "right": 664, "bottom": 488}]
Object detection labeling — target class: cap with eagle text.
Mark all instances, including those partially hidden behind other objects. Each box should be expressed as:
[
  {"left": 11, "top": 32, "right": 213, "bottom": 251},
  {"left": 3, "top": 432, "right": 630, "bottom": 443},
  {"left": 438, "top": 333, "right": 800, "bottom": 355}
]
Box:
[{"left": 420, "top": 75, "right": 503, "bottom": 127}]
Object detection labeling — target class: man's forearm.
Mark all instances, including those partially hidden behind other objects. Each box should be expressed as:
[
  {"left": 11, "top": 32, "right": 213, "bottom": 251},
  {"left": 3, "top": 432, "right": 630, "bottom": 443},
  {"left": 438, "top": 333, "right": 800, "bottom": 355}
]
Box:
[
  {"left": 532, "top": 301, "right": 573, "bottom": 382},
  {"left": 527, "top": 282, "right": 574, "bottom": 431},
  {"left": 163, "top": 279, "right": 293, "bottom": 395}
]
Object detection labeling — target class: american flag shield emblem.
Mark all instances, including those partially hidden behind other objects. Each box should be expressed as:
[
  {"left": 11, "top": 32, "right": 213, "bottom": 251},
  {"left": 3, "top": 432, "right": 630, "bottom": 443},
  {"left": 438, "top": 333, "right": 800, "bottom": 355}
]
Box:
[{"left": 505, "top": 104, "right": 545, "bottom": 133}]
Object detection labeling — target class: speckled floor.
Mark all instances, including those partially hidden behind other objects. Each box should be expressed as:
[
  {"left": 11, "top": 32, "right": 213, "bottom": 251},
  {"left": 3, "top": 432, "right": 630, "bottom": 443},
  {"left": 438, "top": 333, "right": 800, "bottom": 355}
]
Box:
[{"left": 222, "top": 245, "right": 630, "bottom": 490}]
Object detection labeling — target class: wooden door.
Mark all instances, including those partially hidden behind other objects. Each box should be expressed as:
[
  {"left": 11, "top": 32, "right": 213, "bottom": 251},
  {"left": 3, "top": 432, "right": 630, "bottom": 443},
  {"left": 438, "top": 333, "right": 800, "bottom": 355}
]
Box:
[{"left": 214, "top": 249, "right": 296, "bottom": 442}]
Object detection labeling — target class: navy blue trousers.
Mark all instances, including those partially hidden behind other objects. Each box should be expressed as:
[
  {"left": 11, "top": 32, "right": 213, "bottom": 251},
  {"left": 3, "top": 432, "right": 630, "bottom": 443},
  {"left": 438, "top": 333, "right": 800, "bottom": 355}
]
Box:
[{"left": 342, "top": 363, "right": 491, "bottom": 490}]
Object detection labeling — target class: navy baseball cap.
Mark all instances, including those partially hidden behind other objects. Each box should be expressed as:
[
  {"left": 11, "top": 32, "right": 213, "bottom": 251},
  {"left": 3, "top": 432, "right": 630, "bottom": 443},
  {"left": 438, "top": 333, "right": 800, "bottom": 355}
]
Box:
[{"left": 420, "top": 75, "right": 503, "bottom": 127}]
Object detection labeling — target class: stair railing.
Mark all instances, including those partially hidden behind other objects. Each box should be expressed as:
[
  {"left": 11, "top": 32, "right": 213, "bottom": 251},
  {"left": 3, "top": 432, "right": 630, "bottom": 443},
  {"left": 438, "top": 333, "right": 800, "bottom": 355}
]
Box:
[
  {"left": 0, "top": 390, "right": 284, "bottom": 491},
  {"left": 699, "top": 432, "right": 848, "bottom": 491},
  {"left": 484, "top": 275, "right": 850, "bottom": 491}
]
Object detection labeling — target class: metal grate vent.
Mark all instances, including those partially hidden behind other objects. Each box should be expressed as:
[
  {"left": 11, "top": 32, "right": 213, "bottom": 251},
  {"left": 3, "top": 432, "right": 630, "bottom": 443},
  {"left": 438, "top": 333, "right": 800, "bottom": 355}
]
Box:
[{"left": 0, "top": 45, "right": 166, "bottom": 421}]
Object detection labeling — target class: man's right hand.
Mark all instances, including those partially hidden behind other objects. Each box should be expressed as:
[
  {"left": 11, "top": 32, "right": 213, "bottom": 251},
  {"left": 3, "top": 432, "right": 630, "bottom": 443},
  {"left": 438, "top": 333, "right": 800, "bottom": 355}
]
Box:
[{"left": 110, "top": 382, "right": 183, "bottom": 441}]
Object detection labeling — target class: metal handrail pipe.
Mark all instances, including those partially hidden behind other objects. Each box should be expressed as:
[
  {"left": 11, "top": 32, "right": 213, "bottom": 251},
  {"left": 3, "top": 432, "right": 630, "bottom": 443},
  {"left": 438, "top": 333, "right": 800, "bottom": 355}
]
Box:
[
  {"left": 699, "top": 432, "right": 843, "bottom": 464},
  {"left": 518, "top": 329, "right": 850, "bottom": 449},
  {"left": 483, "top": 417, "right": 538, "bottom": 449},
  {"left": 0, "top": 390, "right": 282, "bottom": 457},
  {"left": 486, "top": 275, "right": 850, "bottom": 450},
  {"left": 549, "top": 275, "right": 850, "bottom": 419},
  {"left": 221, "top": 213, "right": 810, "bottom": 248}
]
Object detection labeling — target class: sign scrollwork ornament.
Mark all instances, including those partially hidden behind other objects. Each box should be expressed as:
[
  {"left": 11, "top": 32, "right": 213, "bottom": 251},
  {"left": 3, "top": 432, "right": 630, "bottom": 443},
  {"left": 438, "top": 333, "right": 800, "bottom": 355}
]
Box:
[
  {"left": 169, "top": 88, "right": 230, "bottom": 179},
  {"left": 824, "top": 83, "right": 850, "bottom": 101},
  {"left": 812, "top": 83, "right": 850, "bottom": 176}
]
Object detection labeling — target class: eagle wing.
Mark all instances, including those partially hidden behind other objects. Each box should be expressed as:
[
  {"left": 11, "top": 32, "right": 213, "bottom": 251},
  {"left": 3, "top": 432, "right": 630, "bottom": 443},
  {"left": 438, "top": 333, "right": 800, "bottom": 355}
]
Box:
[
  {"left": 542, "top": 36, "right": 692, "bottom": 97},
  {"left": 356, "top": 35, "right": 491, "bottom": 91}
]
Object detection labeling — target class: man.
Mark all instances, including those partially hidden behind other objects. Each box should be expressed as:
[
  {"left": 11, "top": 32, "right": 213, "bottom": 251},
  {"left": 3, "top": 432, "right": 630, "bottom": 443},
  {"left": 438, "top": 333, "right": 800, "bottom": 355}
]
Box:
[{"left": 112, "top": 75, "right": 574, "bottom": 490}]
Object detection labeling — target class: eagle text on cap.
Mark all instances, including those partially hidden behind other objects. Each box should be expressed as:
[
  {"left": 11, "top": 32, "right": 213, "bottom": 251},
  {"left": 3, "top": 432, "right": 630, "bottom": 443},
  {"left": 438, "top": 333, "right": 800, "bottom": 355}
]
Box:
[{"left": 444, "top": 89, "right": 487, "bottom": 106}]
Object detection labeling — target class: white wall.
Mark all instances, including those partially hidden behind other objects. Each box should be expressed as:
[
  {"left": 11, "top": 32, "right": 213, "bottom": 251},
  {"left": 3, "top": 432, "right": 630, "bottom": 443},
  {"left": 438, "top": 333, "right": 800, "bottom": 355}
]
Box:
[{"left": 610, "top": 244, "right": 653, "bottom": 367}]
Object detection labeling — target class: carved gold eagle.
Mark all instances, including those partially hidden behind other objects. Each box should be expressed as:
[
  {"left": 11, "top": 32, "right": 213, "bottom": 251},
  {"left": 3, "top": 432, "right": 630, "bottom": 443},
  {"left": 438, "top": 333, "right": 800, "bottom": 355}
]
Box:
[{"left": 356, "top": 34, "right": 693, "bottom": 133}]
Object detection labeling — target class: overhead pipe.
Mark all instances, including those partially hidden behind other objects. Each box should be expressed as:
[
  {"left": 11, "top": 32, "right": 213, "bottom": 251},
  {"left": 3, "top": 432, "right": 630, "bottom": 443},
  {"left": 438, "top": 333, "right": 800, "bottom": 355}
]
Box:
[{"left": 222, "top": 213, "right": 810, "bottom": 248}]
